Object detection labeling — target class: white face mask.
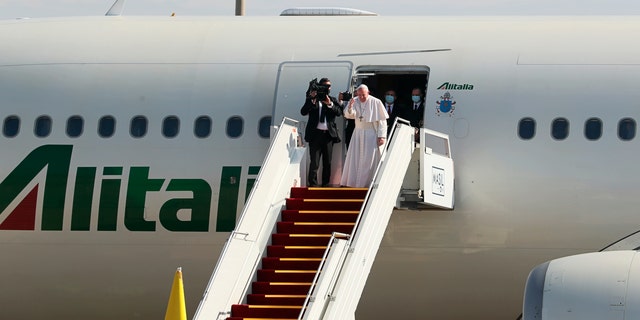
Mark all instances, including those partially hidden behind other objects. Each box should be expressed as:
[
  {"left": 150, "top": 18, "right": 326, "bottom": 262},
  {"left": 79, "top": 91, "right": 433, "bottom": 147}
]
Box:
[
  {"left": 385, "top": 95, "right": 395, "bottom": 103},
  {"left": 412, "top": 95, "right": 421, "bottom": 103}
]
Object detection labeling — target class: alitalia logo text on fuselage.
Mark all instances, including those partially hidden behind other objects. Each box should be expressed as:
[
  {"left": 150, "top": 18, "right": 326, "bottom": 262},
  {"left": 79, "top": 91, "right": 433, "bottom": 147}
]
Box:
[
  {"left": 0, "top": 145, "right": 255, "bottom": 232},
  {"left": 437, "top": 82, "right": 474, "bottom": 90}
]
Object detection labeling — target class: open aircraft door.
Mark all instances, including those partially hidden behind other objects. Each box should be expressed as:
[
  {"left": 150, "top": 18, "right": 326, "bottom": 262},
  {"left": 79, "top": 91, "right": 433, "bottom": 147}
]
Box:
[
  {"left": 272, "top": 61, "right": 353, "bottom": 126},
  {"left": 272, "top": 61, "right": 354, "bottom": 186},
  {"left": 420, "top": 128, "right": 455, "bottom": 209}
]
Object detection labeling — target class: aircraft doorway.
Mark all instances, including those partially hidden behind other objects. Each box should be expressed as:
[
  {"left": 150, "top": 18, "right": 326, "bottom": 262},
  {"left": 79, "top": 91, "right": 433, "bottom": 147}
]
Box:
[
  {"left": 345, "top": 65, "right": 429, "bottom": 146},
  {"left": 354, "top": 66, "right": 429, "bottom": 107}
]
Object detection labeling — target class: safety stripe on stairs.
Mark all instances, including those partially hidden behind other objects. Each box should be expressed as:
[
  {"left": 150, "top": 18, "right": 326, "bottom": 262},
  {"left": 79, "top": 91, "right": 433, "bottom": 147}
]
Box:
[
  {"left": 233, "top": 318, "right": 297, "bottom": 320},
  {"left": 296, "top": 210, "right": 359, "bottom": 214},
  {"left": 300, "top": 199, "right": 363, "bottom": 202},
  {"left": 292, "top": 222, "right": 355, "bottom": 225},
  {"left": 307, "top": 187, "right": 368, "bottom": 191},
  {"left": 282, "top": 246, "right": 326, "bottom": 249},
  {"left": 264, "top": 294, "right": 307, "bottom": 298}
]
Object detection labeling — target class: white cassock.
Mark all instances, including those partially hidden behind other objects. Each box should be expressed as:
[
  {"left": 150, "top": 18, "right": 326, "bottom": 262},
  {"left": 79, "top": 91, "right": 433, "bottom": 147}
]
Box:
[{"left": 341, "top": 95, "right": 389, "bottom": 188}]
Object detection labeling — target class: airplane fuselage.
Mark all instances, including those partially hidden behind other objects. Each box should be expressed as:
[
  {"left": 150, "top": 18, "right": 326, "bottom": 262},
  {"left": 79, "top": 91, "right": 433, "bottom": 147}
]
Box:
[{"left": 1, "top": 15, "right": 640, "bottom": 319}]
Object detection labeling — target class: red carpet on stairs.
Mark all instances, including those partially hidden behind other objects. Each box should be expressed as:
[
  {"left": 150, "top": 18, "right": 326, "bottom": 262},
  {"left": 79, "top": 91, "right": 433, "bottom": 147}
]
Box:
[{"left": 226, "top": 187, "right": 368, "bottom": 320}]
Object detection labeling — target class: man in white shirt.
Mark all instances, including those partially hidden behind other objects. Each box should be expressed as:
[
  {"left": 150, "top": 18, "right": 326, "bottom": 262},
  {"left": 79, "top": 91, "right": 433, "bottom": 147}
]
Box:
[{"left": 300, "top": 78, "right": 343, "bottom": 187}]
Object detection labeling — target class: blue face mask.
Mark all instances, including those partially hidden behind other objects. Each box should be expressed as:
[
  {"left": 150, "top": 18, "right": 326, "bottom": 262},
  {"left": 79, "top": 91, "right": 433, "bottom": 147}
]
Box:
[
  {"left": 385, "top": 95, "right": 395, "bottom": 103},
  {"left": 411, "top": 95, "right": 421, "bottom": 103}
]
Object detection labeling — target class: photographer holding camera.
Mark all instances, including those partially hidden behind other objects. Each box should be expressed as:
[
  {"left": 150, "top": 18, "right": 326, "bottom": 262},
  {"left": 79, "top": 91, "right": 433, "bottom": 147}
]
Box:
[{"left": 300, "top": 78, "right": 343, "bottom": 187}]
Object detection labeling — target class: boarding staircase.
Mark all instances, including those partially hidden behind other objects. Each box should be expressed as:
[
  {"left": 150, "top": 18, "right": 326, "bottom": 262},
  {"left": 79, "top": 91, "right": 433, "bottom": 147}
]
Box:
[
  {"left": 193, "top": 117, "right": 445, "bottom": 320},
  {"left": 227, "top": 186, "right": 367, "bottom": 319}
]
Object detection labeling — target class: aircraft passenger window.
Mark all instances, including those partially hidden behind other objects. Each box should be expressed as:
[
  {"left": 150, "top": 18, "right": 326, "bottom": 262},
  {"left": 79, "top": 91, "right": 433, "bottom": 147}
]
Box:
[
  {"left": 99, "top": 116, "right": 116, "bottom": 138},
  {"left": 227, "top": 116, "right": 244, "bottom": 138},
  {"left": 35, "top": 116, "right": 52, "bottom": 138},
  {"left": 258, "top": 116, "right": 272, "bottom": 138},
  {"left": 130, "top": 116, "right": 148, "bottom": 138},
  {"left": 618, "top": 118, "right": 636, "bottom": 141},
  {"left": 518, "top": 117, "right": 536, "bottom": 140},
  {"left": 162, "top": 116, "right": 180, "bottom": 138},
  {"left": 194, "top": 116, "right": 212, "bottom": 138},
  {"left": 584, "top": 118, "right": 602, "bottom": 141},
  {"left": 3, "top": 116, "right": 20, "bottom": 137},
  {"left": 551, "top": 118, "right": 569, "bottom": 140},
  {"left": 66, "top": 115, "right": 84, "bottom": 138}
]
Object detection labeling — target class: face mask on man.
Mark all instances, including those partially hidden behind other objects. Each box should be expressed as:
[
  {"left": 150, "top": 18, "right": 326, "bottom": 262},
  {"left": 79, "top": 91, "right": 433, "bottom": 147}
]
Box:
[
  {"left": 411, "top": 95, "right": 421, "bottom": 103},
  {"left": 385, "top": 95, "right": 395, "bottom": 103}
]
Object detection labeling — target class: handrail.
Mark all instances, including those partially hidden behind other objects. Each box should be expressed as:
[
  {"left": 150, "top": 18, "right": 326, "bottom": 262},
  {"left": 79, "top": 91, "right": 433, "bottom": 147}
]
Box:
[
  {"left": 193, "top": 117, "right": 306, "bottom": 320},
  {"left": 234, "top": 117, "right": 301, "bottom": 229},
  {"left": 348, "top": 117, "right": 410, "bottom": 246},
  {"left": 297, "top": 232, "right": 350, "bottom": 320}
]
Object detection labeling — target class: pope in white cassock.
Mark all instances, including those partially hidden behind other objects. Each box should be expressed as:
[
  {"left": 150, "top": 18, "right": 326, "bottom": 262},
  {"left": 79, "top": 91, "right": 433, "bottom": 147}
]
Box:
[{"left": 341, "top": 84, "right": 389, "bottom": 188}]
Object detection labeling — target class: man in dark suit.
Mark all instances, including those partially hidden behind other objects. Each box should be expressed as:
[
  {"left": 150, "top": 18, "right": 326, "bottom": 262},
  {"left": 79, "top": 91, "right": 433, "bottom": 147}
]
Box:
[
  {"left": 383, "top": 89, "right": 405, "bottom": 135},
  {"left": 407, "top": 87, "right": 425, "bottom": 143},
  {"left": 407, "top": 87, "right": 425, "bottom": 128},
  {"left": 300, "top": 78, "right": 343, "bottom": 187}
]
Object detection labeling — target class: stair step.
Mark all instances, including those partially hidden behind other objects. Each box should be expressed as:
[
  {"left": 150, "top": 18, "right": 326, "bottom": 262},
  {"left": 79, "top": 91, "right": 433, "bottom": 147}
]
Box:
[
  {"left": 266, "top": 245, "right": 326, "bottom": 258},
  {"left": 252, "top": 282, "right": 312, "bottom": 295},
  {"left": 277, "top": 221, "right": 355, "bottom": 234},
  {"left": 227, "top": 318, "right": 297, "bottom": 320},
  {"left": 285, "top": 198, "right": 363, "bottom": 211},
  {"left": 230, "top": 304, "right": 302, "bottom": 318},
  {"left": 290, "top": 187, "right": 368, "bottom": 199},
  {"left": 271, "top": 233, "right": 333, "bottom": 246},
  {"left": 247, "top": 294, "right": 307, "bottom": 306},
  {"left": 281, "top": 210, "right": 359, "bottom": 222},
  {"left": 228, "top": 186, "right": 368, "bottom": 320},
  {"left": 261, "top": 257, "right": 321, "bottom": 270},
  {"left": 258, "top": 270, "right": 317, "bottom": 282}
]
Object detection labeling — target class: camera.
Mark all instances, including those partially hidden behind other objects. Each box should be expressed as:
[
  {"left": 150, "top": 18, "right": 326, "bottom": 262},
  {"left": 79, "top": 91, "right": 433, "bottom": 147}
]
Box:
[
  {"left": 340, "top": 91, "right": 352, "bottom": 101},
  {"left": 307, "top": 78, "right": 330, "bottom": 100}
]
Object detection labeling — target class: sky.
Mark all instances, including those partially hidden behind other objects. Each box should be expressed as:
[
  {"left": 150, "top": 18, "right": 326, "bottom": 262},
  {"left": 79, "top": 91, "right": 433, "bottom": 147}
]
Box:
[{"left": 1, "top": 0, "right": 640, "bottom": 19}]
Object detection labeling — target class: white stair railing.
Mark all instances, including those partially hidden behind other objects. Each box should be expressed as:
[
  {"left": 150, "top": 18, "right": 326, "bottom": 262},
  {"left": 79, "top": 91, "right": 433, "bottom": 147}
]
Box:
[
  {"left": 298, "top": 232, "right": 350, "bottom": 320},
  {"left": 192, "top": 117, "right": 306, "bottom": 320}
]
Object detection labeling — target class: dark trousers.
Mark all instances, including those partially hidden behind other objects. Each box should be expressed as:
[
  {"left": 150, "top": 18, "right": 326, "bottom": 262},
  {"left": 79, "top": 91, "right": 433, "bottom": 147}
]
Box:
[{"left": 308, "top": 129, "right": 334, "bottom": 187}]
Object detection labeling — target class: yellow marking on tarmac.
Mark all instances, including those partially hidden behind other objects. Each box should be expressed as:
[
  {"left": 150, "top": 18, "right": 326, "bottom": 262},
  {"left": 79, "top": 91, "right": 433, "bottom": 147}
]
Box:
[
  {"left": 269, "top": 282, "right": 312, "bottom": 286},
  {"left": 279, "top": 258, "right": 322, "bottom": 261}
]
